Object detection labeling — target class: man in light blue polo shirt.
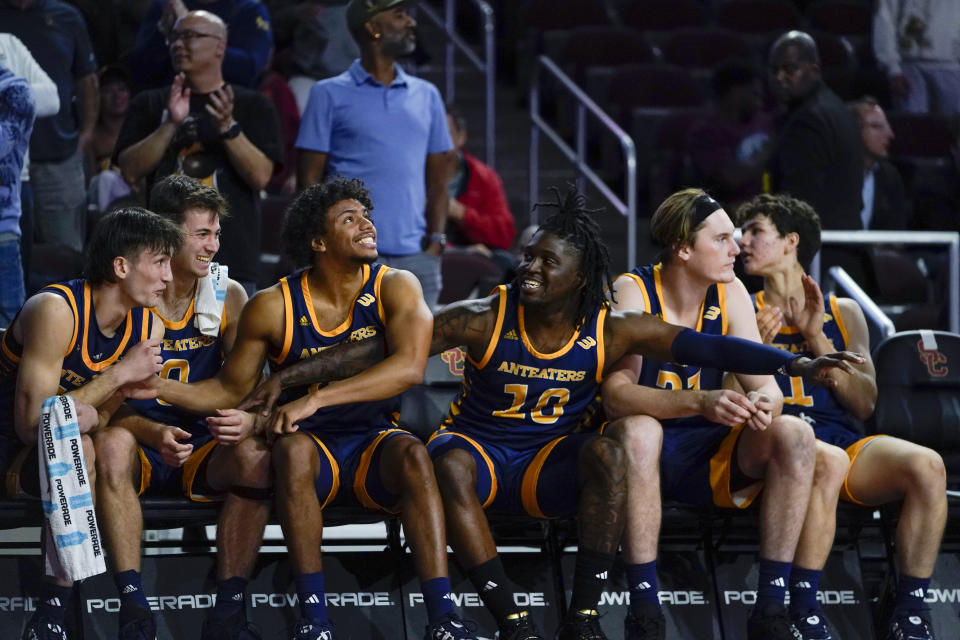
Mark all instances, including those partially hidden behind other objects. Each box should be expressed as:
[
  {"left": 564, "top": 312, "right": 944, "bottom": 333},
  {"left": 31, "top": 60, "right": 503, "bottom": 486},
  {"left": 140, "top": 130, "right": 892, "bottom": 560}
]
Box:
[{"left": 296, "top": 0, "right": 453, "bottom": 308}]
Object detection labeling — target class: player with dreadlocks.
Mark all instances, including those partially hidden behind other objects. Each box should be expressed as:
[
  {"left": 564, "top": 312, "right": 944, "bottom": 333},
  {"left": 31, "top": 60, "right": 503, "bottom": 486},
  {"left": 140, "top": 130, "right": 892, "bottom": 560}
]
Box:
[{"left": 240, "top": 187, "right": 862, "bottom": 640}]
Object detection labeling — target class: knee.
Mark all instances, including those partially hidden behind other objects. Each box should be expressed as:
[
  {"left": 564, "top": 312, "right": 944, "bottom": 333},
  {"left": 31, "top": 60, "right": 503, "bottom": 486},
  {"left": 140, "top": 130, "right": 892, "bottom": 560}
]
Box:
[
  {"left": 813, "top": 443, "right": 850, "bottom": 494},
  {"left": 232, "top": 437, "right": 272, "bottom": 488},
  {"left": 395, "top": 439, "right": 434, "bottom": 483},
  {"left": 608, "top": 415, "right": 663, "bottom": 462},
  {"left": 432, "top": 449, "right": 476, "bottom": 500},
  {"left": 81, "top": 433, "right": 96, "bottom": 482},
  {"left": 93, "top": 428, "right": 137, "bottom": 479},
  {"left": 903, "top": 447, "right": 947, "bottom": 497},
  {"left": 271, "top": 434, "right": 315, "bottom": 482},
  {"left": 580, "top": 437, "right": 627, "bottom": 486},
  {"left": 768, "top": 415, "right": 816, "bottom": 468}
]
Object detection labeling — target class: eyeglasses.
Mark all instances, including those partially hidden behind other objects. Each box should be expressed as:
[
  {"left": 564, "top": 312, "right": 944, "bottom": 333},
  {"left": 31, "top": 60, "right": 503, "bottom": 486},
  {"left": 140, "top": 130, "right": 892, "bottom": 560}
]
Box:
[{"left": 166, "top": 30, "right": 221, "bottom": 46}]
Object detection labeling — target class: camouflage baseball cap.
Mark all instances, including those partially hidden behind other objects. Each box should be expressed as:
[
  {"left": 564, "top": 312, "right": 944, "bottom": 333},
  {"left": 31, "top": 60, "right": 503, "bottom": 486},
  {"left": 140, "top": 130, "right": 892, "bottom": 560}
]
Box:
[{"left": 346, "top": 0, "right": 408, "bottom": 32}]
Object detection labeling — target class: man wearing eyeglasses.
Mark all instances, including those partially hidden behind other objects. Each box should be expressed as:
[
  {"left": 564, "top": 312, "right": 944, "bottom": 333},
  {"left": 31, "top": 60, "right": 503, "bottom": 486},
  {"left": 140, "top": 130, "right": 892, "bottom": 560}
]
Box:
[
  {"left": 115, "top": 9, "right": 281, "bottom": 296},
  {"left": 847, "top": 96, "right": 909, "bottom": 231}
]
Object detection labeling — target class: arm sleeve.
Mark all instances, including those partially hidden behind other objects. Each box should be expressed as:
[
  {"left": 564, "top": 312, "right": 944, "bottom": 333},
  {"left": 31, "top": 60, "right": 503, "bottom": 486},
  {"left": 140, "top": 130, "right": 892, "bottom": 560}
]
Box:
[
  {"left": 5, "top": 35, "right": 59, "bottom": 118},
  {"left": 873, "top": 0, "right": 902, "bottom": 75},
  {"left": 295, "top": 82, "right": 333, "bottom": 152},
  {"left": 220, "top": 3, "right": 273, "bottom": 87},
  {"left": 671, "top": 328, "right": 799, "bottom": 375}
]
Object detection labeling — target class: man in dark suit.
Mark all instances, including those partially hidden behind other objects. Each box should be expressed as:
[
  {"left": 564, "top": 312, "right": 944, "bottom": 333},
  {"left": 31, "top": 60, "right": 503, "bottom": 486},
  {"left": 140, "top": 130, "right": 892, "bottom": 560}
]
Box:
[{"left": 849, "top": 96, "right": 909, "bottom": 230}]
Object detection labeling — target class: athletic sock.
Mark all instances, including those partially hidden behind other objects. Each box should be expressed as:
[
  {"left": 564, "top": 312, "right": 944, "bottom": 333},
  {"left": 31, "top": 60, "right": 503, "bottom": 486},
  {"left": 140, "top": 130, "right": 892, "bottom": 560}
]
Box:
[
  {"left": 569, "top": 548, "right": 615, "bottom": 615},
  {"left": 755, "top": 558, "right": 792, "bottom": 611},
  {"left": 466, "top": 556, "right": 519, "bottom": 624},
  {"left": 115, "top": 569, "right": 150, "bottom": 611},
  {"left": 295, "top": 572, "right": 328, "bottom": 623},
  {"left": 421, "top": 577, "right": 455, "bottom": 624},
  {"left": 625, "top": 561, "right": 660, "bottom": 612},
  {"left": 788, "top": 566, "right": 822, "bottom": 614},
  {"left": 893, "top": 574, "right": 931, "bottom": 612},
  {"left": 36, "top": 582, "right": 73, "bottom": 624},
  {"left": 211, "top": 576, "right": 248, "bottom": 621}
]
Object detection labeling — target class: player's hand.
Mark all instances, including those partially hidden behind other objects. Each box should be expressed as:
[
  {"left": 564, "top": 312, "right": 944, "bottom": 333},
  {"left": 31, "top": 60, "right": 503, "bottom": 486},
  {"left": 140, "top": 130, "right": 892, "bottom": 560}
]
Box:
[
  {"left": 743, "top": 391, "right": 774, "bottom": 431},
  {"left": 158, "top": 426, "right": 193, "bottom": 467},
  {"left": 207, "top": 409, "right": 256, "bottom": 445},
  {"left": 75, "top": 401, "right": 99, "bottom": 434},
  {"left": 755, "top": 305, "right": 784, "bottom": 345},
  {"left": 167, "top": 73, "right": 191, "bottom": 125},
  {"left": 788, "top": 352, "right": 864, "bottom": 386},
  {"left": 238, "top": 375, "right": 284, "bottom": 417},
  {"left": 786, "top": 274, "right": 826, "bottom": 340},
  {"left": 699, "top": 389, "right": 756, "bottom": 427},
  {"left": 117, "top": 339, "right": 163, "bottom": 384},
  {"left": 205, "top": 84, "right": 236, "bottom": 135},
  {"left": 120, "top": 376, "right": 160, "bottom": 400},
  {"left": 267, "top": 394, "right": 321, "bottom": 441}
]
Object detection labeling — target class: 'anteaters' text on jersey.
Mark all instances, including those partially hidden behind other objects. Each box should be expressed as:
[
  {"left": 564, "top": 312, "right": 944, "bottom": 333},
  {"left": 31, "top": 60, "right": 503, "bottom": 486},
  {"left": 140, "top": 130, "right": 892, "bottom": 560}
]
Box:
[
  {"left": 444, "top": 285, "right": 607, "bottom": 449},
  {"left": 754, "top": 291, "right": 855, "bottom": 431},
  {"left": 623, "top": 263, "right": 728, "bottom": 428},
  {"left": 270, "top": 264, "right": 399, "bottom": 436},
  {"left": 0, "top": 280, "right": 154, "bottom": 436}
]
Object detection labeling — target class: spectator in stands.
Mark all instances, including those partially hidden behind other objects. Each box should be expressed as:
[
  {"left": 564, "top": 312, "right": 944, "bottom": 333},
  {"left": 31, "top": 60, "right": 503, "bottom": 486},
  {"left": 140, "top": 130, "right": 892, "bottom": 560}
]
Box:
[
  {"left": 260, "top": 60, "right": 300, "bottom": 194},
  {"left": 1, "top": 0, "right": 99, "bottom": 254},
  {"left": 737, "top": 193, "right": 946, "bottom": 640},
  {"left": 445, "top": 103, "right": 515, "bottom": 273},
  {"left": 602, "top": 189, "right": 831, "bottom": 640},
  {"left": 874, "top": 0, "right": 960, "bottom": 115},
  {"left": 297, "top": 0, "right": 453, "bottom": 308},
  {"left": 88, "top": 65, "right": 134, "bottom": 216},
  {"left": 0, "top": 61, "right": 35, "bottom": 327},
  {"left": 130, "top": 0, "right": 273, "bottom": 91},
  {"left": 768, "top": 31, "right": 863, "bottom": 231},
  {"left": 913, "top": 113, "right": 960, "bottom": 232},
  {"left": 849, "top": 96, "right": 910, "bottom": 231},
  {"left": 0, "top": 33, "right": 59, "bottom": 290},
  {"left": 115, "top": 9, "right": 281, "bottom": 294},
  {"left": 95, "top": 176, "right": 266, "bottom": 640},
  {"left": 1, "top": 208, "right": 177, "bottom": 640},
  {"left": 686, "top": 58, "right": 774, "bottom": 211}
]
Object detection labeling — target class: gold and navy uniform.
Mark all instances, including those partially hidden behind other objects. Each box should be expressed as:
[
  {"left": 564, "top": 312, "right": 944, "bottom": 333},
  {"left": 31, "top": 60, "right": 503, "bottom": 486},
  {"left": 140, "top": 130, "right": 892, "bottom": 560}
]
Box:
[
  {"left": 127, "top": 297, "right": 229, "bottom": 501},
  {"left": 755, "top": 291, "right": 883, "bottom": 505},
  {"left": 427, "top": 284, "right": 608, "bottom": 518},
  {"left": 0, "top": 280, "right": 153, "bottom": 492},
  {"left": 624, "top": 264, "right": 762, "bottom": 509},
  {"left": 270, "top": 264, "right": 407, "bottom": 513}
]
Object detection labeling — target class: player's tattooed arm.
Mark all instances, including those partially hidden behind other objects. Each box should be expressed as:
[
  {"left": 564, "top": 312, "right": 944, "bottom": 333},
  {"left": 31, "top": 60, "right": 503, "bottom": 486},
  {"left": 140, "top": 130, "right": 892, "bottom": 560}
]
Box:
[{"left": 430, "top": 294, "right": 499, "bottom": 359}]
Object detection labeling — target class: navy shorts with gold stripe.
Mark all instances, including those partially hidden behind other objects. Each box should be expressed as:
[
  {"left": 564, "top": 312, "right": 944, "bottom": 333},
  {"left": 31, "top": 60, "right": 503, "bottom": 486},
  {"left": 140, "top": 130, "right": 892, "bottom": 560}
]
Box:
[
  {"left": 812, "top": 422, "right": 886, "bottom": 506},
  {"left": 426, "top": 429, "right": 596, "bottom": 518},
  {"left": 661, "top": 421, "right": 763, "bottom": 510},
  {"left": 138, "top": 434, "right": 221, "bottom": 502},
  {"left": 305, "top": 427, "right": 412, "bottom": 514}
]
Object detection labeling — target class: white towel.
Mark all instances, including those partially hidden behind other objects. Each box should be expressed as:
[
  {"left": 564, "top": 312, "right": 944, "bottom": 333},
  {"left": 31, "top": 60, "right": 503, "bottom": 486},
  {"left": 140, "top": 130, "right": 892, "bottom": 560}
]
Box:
[
  {"left": 195, "top": 261, "right": 228, "bottom": 337},
  {"left": 38, "top": 395, "right": 105, "bottom": 582}
]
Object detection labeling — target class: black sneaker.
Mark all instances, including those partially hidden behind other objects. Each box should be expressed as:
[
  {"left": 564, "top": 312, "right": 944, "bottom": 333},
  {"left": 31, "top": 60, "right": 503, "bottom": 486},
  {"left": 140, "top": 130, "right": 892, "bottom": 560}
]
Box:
[
  {"left": 791, "top": 609, "right": 834, "bottom": 639},
  {"left": 497, "top": 610, "right": 544, "bottom": 640},
  {"left": 21, "top": 615, "right": 67, "bottom": 640},
  {"left": 292, "top": 618, "right": 335, "bottom": 640},
  {"left": 201, "top": 609, "right": 263, "bottom": 639},
  {"left": 747, "top": 604, "right": 802, "bottom": 640},
  {"left": 624, "top": 603, "right": 666, "bottom": 640},
  {"left": 424, "top": 611, "right": 479, "bottom": 640},
  {"left": 555, "top": 609, "right": 607, "bottom": 640},
  {"left": 118, "top": 607, "right": 157, "bottom": 640},
  {"left": 885, "top": 609, "right": 936, "bottom": 640}
]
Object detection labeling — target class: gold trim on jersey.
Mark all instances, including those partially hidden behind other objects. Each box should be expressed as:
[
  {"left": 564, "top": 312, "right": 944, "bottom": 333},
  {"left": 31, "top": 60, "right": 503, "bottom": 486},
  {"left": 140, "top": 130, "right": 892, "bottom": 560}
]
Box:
[
  {"left": 840, "top": 435, "right": 886, "bottom": 505},
  {"left": 829, "top": 295, "right": 850, "bottom": 348},
  {"left": 182, "top": 439, "right": 220, "bottom": 502},
  {"left": 46, "top": 284, "right": 80, "bottom": 356},
  {"left": 427, "top": 429, "right": 498, "bottom": 508},
  {"left": 619, "top": 272, "right": 651, "bottom": 313},
  {"left": 717, "top": 282, "right": 728, "bottom": 335},
  {"left": 302, "top": 264, "right": 371, "bottom": 337},
  {"left": 152, "top": 299, "right": 195, "bottom": 331},
  {"left": 653, "top": 263, "right": 708, "bottom": 331},
  {"left": 354, "top": 428, "right": 406, "bottom": 513},
  {"left": 273, "top": 276, "right": 295, "bottom": 364},
  {"left": 709, "top": 424, "right": 763, "bottom": 509},
  {"left": 594, "top": 306, "right": 608, "bottom": 383},
  {"left": 80, "top": 282, "right": 134, "bottom": 372},
  {"left": 374, "top": 265, "right": 389, "bottom": 324},
  {"left": 469, "top": 285, "right": 507, "bottom": 369},
  {"left": 521, "top": 436, "right": 566, "bottom": 518},
  {"left": 518, "top": 307, "right": 581, "bottom": 360},
  {"left": 308, "top": 432, "right": 341, "bottom": 509},
  {"left": 1, "top": 330, "right": 20, "bottom": 365}
]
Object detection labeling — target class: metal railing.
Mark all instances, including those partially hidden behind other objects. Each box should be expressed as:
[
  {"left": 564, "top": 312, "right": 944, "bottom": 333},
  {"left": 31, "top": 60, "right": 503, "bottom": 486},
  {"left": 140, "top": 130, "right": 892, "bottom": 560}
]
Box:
[
  {"left": 529, "top": 55, "right": 638, "bottom": 269},
  {"left": 828, "top": 266, "right": 897, "bottom": 339},
  {"left": 810, "top": 230, "right": 959, "bottom": 333},
  {"left": 417, "top": 0, "right": 496, "bottom": 168}
]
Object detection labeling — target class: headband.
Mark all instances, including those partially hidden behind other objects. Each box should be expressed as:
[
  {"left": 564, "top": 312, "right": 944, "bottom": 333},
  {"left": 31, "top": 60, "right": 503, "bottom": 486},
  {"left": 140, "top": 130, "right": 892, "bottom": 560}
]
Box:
[{"left": 691, "top": 194, "right": 722, "bottom": 228}]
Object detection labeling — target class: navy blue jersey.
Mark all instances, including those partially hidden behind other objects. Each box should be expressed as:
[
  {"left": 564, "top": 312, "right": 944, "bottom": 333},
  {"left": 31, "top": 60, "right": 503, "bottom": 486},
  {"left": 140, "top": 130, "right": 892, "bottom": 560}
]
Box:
[
  {"left": 754, "top": 291, "right": 856, "bottom": 431},
  {"left": 443, "top": 285, "right": 607, "bottom": 449},
  {"left": 127, "top": 298, "right": 228, "bottom": 435},
  {"left": 623, "top": 263, "right": 729, "bottom": 427},
  {"left": 0, "top": 280, "right": 154, "bottom": 437},
  {"left": 269, "top": 265, "right": 399, "bottom": 436}
]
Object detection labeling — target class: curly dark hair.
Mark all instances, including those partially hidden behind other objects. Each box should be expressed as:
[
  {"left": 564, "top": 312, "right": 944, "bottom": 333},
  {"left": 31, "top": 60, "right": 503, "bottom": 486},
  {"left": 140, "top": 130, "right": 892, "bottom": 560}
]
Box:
[
  {"left": 533, "top": 187, "right": 614, "bottom": 327},
  {"left": 84, "top": 207, "right": 184, "bottom": 286},
  {"left": 734, "top": 193, "right": 822, "bottom": 270},
  {"left": 281, "top": 177, "right": 374, "bottom": 267}
]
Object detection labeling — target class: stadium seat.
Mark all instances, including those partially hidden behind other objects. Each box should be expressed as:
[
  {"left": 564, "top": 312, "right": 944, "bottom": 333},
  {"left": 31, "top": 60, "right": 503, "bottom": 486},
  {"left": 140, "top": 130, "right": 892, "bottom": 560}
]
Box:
[
  {"left": 806, "top": 0, "right": 872, "bottom": 37},
  {"left": 439, "top": 250, "right": 504, "bottom": 305},
  {"left": 715, "top": 0, "right": 803, "bottom": 34},
  {"left": 661, "top": 28, "right": 754, "bottom": 71},
  {"left": 522, "top": 0, "right": 610, "bottom": 30},
  {"left": 889, "top": 113, "right": 954, "bottom": 159},
  {"left": 558, "top": 26, "right": 658, "bottom": 81},
  {"left": 868, "top": 330, "right": 960, "bottom": 488},
  {"left": 620, "top": 0, "right": 710, "bottom": 31},
  {"left": 258, "top": 194, "right": 295, "bottom": 289},
  {"left": 607, "top": 64, "right": 707, "bottom": 116}
]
